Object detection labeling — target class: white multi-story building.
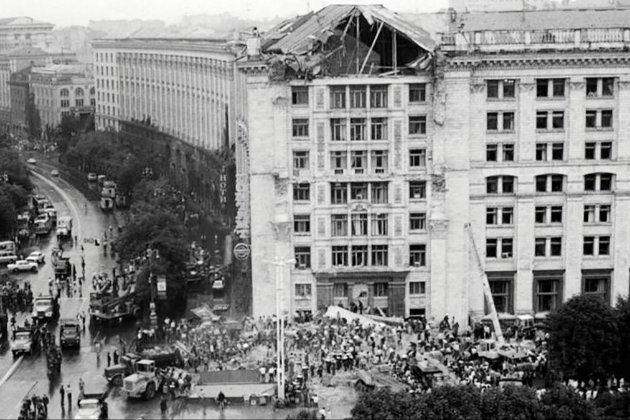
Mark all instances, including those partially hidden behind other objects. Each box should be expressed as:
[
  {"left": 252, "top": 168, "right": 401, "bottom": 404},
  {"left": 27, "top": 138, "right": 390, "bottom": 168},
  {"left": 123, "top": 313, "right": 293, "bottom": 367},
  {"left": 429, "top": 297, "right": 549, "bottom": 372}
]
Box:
[
  {"left": 239, "top": 5, "right": 630, "bottom": 325},
  {"left": 239, "top": 5, "right": 439, "bottom": 320},
  {"left": 0, "top": 17, "right": 54, "bottom": 53},
  {"left": 29, "top": 64, "right": 94, "bottom": 131},
  {"left": 91, "top": 38, "right": 245, "bottom": 151}
]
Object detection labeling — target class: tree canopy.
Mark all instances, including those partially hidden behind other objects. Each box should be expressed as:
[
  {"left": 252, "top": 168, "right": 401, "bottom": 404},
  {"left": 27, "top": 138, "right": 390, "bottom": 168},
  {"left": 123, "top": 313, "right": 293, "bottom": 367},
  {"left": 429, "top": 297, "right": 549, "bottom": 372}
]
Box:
[{"left": 545, "top": 295, "right": 619, "bottom": 385}]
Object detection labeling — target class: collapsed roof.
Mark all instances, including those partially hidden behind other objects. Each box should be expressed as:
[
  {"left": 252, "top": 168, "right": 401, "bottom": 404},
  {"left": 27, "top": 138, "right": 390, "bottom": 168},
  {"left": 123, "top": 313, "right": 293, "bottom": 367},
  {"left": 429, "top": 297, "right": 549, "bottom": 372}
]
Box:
[{"left": 261, "top": 4, "right": 436, "bottom": 78}]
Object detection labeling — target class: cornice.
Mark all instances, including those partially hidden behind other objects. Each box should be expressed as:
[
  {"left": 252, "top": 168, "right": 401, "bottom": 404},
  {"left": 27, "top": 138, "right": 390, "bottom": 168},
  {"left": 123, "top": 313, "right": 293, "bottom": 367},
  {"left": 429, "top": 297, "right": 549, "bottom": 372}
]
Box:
[{"left": 445, "top": 54, "right": 630, "bottom": 70}]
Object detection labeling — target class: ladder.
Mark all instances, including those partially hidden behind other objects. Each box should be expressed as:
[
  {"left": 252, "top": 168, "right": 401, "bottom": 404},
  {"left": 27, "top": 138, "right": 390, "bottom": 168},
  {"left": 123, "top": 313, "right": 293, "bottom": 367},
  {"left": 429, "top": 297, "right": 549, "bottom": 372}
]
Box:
[{"left": 465, "top": 223, "right": 504, "bottom": 343}]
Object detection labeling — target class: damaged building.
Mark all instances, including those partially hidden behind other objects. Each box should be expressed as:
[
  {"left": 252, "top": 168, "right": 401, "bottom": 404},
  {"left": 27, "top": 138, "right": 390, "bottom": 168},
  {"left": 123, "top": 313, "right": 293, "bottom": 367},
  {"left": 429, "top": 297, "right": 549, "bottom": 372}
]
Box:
[{"left": 238, "top": 4, "right": 449, "bottom": 320}]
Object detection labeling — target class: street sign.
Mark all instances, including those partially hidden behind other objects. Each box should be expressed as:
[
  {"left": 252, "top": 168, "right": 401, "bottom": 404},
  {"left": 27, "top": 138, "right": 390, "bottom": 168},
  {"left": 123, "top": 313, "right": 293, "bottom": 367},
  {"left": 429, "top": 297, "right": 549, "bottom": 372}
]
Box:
[{"left": 233, "top": 243, "right": 250, "bottom": 260}]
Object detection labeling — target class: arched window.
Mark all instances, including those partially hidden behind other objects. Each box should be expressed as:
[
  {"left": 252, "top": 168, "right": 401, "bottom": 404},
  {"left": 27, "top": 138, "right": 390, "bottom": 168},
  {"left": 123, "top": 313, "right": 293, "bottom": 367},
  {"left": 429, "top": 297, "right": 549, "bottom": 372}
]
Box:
[
  {"left": 89, "top": 87, "right": 95, "bottom": 95},
  {"left": 584, "top": 173, "right": 614, "bottom": 192},
  {"left": 75, "top": 87, "right": 84, "bottom": 97},
  {"left": 59, "top": 88, "right": 69, "bottom": 97}
]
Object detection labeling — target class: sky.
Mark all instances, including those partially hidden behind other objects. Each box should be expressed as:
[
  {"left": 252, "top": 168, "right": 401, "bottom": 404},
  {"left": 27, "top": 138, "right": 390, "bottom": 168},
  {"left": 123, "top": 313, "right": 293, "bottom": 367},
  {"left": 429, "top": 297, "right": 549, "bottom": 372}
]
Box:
[{"left": 0, "top": 0, "right": 449, "bottom": 27}]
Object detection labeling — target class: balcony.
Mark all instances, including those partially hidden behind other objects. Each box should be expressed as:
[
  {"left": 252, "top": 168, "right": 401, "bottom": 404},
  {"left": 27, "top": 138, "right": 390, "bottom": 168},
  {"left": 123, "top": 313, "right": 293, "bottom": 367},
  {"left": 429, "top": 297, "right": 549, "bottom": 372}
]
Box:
[{"left": 439, "top": 28, "right": 630, "bottom": 53}]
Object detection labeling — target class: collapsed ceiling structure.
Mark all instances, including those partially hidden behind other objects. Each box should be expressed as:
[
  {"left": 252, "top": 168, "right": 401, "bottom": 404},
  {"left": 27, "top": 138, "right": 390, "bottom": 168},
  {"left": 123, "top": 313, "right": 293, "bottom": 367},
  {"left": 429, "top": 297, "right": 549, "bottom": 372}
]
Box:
[{"left": 260, "top": 4, "right": 436, "bottom": 80}]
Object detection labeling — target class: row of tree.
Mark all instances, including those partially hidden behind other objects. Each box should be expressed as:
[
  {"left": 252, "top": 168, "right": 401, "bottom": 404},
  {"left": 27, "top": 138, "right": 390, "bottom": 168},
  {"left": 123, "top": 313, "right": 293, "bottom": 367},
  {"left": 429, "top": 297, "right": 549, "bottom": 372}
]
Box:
[
  {"left": 0, "top": 146, "right": 33, "bottom": 238},
  {"left": 350, "top": 384, "right": 630, "bottom": 420}
]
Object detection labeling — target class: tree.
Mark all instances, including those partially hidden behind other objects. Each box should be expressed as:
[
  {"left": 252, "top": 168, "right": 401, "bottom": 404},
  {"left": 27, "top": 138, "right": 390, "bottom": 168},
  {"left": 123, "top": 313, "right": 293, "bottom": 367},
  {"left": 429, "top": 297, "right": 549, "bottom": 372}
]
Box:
[
  {"left": 546, "top": 295, "right": 619, "bottom": 385},
  {"left": 0, "top": 190, "right": 17, "bottom": 238},
  {"left": 539, "top": 384, "right": 596, "bottom": 420},
  {"left": 421, "top": 385, "right": 482, "bottom": 420},
  {"left": 351, "top": 389, "right": 418, "bottom": 420},
  {"left": 480, "top": 386, "right": 543, "bottom": 420},
  {"left": 25, "top": 93, "right": 41, "bottom": 139},
  {"left": 0, "top": 148, "right": 33, "bottom": 191},
  {"left": 616, "top": 297, "right": 630, "bottom": 382}
]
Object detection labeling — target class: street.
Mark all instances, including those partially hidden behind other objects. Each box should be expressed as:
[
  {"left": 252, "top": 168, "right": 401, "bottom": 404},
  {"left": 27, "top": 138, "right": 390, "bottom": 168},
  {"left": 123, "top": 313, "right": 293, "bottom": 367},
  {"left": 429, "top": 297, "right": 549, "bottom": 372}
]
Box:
[{"left": 0, "top": 168, "right": 294, "bottom": 420}]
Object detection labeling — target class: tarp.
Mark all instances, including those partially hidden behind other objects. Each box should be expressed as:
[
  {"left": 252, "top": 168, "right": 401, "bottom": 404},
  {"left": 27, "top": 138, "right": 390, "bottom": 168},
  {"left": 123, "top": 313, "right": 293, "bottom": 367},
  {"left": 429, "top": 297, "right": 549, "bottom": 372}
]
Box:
[{"left": 324, "top": 305, "right": 386, "bottom": 327}]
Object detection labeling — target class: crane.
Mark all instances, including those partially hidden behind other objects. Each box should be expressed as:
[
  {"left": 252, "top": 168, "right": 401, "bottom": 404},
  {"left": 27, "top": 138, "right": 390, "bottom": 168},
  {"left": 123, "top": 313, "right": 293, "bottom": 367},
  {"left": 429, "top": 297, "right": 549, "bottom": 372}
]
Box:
[{"left": 465, "top": 223, "right": 504, "bottom": 343}]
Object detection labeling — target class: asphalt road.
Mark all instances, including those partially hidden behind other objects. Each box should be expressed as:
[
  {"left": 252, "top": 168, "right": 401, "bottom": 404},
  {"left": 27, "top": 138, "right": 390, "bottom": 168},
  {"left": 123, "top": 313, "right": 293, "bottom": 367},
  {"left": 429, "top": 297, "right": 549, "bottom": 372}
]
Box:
[{"left": 0, "top": 164, "right": 296, "bottom": 420}]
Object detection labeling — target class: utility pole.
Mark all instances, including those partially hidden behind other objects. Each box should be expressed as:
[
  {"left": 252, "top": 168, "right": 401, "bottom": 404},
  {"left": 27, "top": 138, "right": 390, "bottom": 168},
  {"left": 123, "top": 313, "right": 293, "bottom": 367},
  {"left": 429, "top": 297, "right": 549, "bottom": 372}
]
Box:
[{"left": 268, "top": 256, "right": 295, "bottom": 402}]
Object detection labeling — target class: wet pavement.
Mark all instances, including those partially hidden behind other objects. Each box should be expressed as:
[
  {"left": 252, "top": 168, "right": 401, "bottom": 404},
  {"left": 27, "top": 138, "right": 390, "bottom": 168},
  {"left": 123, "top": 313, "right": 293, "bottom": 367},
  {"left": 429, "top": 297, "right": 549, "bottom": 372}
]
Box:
[{"left": 0, "top": 167, "right": 312, "bottom": 419}]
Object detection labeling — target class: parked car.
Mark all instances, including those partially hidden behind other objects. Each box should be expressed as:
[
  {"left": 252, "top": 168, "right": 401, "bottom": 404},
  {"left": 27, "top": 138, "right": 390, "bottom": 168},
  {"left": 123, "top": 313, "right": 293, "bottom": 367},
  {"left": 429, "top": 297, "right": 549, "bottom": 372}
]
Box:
[
  {"left": 26, "top": 251, "right": 45, "bottom": 264},
  {"left": 51, "top": 169, "right": 59, "bottom": 177},
  {"left": 8, "top": 260, "right": 38, "bottom": 273},
  {"left": 87, "top": 172, "right": 97, "bottom": 182},
  {"left": 27, "top": 158, "right": 37, "bottom": 165}
]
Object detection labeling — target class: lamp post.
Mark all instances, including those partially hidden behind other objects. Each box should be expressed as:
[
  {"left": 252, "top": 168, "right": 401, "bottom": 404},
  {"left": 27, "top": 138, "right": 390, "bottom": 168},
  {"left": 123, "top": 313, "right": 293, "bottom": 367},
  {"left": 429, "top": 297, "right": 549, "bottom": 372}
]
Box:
[
  {"left": 147, "top": 247, "right": 160, "bottom": 328},
  {"left": 268, "top": 256, "right": 295, "bottom": 402}
]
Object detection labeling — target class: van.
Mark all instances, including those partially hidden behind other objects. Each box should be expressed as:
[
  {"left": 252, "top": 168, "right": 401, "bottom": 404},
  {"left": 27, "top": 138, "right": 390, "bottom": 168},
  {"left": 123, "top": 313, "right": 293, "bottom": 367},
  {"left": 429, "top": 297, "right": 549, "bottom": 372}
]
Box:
[{"left": 0, "top": 252, "right": 18, "bottom": 265}]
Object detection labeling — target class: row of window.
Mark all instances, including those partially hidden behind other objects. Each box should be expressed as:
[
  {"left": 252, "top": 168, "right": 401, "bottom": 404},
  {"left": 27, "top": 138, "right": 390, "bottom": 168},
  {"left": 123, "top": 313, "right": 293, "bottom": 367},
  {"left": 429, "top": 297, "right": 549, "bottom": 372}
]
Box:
[
  {"left": 294, "top": 149, "right": 427, "bottom": 174},
  {"left": 293, "top": 181, "right": 426, "bottom": 203},
  {"left": 294, "top": 244, "right": 427, "bottom": 269},
  {"left": 486, "top": 77, "right": 615, "bottom": 100},
  {"left": 294, "top": 281, "right": 427, "bottom": 299},
  {"left": 488, "top": 273, "right": 609, "bottom": 314},
  {"left": 59, "top": 87, "right": 93, "bottom": 97},
  {"left": 488, "top": 141, "right": 613, "bottom": 162},
  {"left": 486, "top": 173, "right": 614, "bottom": 194},
  {"left": 486, "top": 109, "right": 613, "bottom": 132},
  {"left": 291, "top": 84, "right": 428, "bottom": 107},
  {"left": 487, "top": 204, "right": 611, "bottom": 225},
  {"left": 59, "top": 99, "right": 92, "bottom": 108},
  {"left": 294, "top": 212, "right": 427, "bottom": 236},
  {"left": 292, "top": 116, "right": 427, "bottom": 141},
  {"left": 486, "top": 235, "right": 611, "bottom": 259}
]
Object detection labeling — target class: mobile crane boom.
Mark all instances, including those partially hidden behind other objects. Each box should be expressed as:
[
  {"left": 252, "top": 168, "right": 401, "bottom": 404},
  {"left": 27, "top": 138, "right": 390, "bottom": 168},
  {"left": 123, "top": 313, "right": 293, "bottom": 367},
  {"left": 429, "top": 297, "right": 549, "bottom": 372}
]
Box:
[{"left": 465, "top": 223, "right": 504, "bottom": 343}]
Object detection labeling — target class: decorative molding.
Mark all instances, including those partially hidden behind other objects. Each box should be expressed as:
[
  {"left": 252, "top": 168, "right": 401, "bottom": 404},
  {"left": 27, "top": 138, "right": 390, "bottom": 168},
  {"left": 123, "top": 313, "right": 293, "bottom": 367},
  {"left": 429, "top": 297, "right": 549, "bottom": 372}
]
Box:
[
  {"left": 446, "top": 55, "right": 630, "bottom": 70},
  {"left": 349, "top": 201, "right": 371, "bottom": 212},
  {"left": 429, "top": 218, "right": 449, "bottom": 236},
  {"left": 569, "top": 81, "right": 585, "bottom": 90},
  {"left": 469, "top": 79, "right": 486, "bottom": 93},
  {"left": 431, "top": 173, "right": 447, "bottom": 193},
  {"left": 618, "top": 81, "right": 630, "bottom": 90},
  {"left": 518, "top": 82, "right": 535, "bottom": 92},
  {"left": 271, "top": 219, "right": 292, "bottom": 240}
]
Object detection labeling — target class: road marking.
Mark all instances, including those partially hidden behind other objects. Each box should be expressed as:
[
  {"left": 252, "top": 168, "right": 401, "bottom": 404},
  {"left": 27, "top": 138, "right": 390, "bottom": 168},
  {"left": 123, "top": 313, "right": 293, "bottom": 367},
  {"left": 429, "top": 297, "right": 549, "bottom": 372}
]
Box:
[
  {"left": 0, "top": 355, "right": 24, "bottom": 389},
  {"left": 31, "top": 170, "right": 82, "bottom": 241}
]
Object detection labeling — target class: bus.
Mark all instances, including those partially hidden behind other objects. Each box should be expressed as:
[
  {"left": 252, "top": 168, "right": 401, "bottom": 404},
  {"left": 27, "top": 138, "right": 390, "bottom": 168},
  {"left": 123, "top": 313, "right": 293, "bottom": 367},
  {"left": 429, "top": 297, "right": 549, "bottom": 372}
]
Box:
[{"left": 31, "top": 195, "right": 49, "bottom": 214}]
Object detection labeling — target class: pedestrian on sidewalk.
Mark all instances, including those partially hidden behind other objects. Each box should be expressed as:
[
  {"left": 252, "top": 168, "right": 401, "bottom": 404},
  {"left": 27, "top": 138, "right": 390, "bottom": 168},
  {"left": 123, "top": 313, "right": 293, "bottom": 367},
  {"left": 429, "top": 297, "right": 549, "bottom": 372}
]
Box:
[
  {"left": 95, "top": 341, "right": 102, "bottom": 365},
  {"left": 59, "top": 384, "right": 65, "bottom": 410},
  {"left": 113, "top": 350, "right": 119, "bottom": 365},
  {"left": 107, "top": 352, "right": 111, "bottom": 367},
  {"left": 67, "top": 385, "right": 72, "bottom": 410}
]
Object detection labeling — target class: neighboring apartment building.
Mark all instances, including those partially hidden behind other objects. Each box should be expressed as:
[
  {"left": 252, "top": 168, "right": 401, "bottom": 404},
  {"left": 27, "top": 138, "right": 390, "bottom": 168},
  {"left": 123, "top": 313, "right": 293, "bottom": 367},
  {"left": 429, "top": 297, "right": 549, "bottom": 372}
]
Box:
[
  {"left": 91, "top": 38, "right": 243, "bottom": 150},
  {"left": 438, "top": 8, "right": 630, "bottom": 320},
  {"left": 30, "top": 64, "right": 95, "bottom": 132},
  {"left": 0, "top": 17, "right": 54, "bottom": 53},
  {"left": 239, "top": 5, "right": 439, "bottom": 319},
  {"left": 91, "top": 38, "right": 251, "bottom": 240}
]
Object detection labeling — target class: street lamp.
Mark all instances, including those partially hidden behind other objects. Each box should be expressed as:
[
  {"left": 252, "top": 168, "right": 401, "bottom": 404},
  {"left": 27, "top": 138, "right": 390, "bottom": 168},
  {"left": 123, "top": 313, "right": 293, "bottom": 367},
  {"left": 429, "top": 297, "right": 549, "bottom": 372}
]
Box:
[
  {"left": 146, "top": 247, "right": 160, "bottom": 328},
  {"left": 267, "top": 256, "right": 295, "bottom": 403}
]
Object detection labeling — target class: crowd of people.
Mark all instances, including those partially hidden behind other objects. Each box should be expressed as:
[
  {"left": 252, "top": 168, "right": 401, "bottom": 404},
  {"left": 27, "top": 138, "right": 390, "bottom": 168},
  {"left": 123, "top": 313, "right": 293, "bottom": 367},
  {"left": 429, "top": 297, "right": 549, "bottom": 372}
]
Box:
[{"left": 1, "top": 280, "right": 33, "bottom": 314}]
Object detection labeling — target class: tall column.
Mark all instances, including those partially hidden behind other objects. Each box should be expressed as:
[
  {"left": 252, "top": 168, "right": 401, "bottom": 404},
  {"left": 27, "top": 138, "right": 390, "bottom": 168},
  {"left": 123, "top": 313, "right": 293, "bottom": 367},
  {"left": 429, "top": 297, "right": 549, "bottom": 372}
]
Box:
[{"left": 515, "top": 197, "right": 534, "bottom": 313}]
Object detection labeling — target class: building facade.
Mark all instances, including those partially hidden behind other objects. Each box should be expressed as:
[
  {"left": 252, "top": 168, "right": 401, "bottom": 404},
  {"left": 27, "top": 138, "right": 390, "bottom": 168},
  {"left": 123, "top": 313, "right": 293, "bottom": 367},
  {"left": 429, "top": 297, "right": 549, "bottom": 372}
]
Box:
[
  {"left": 29, "top": 64, "right": 95, "bottom": 132},
  {"left": 0, "top": 17, "right": 54, "bottom": 53},
  {"left": 239, "top": 5, "right": 630, "bottom": 325},
  {"left": 91, "top": 38, "right": 243, "bottom": 151},
  {"left": 8, "top": 66, "right": 32, "bottom": 136},
  {"left": 239, "top": 5, "right": 443, "bottom": 320},
  {"left": 438, "top": 8, "right": 630, "bottom": 321}
]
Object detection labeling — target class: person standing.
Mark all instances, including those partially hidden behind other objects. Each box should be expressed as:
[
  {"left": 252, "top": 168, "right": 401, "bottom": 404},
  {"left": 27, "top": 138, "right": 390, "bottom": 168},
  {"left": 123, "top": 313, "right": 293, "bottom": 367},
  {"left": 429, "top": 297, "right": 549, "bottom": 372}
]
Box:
[
  {"left": 107, "top": 351, "right": 111, "bottom": 367},
  {"left": 113, "top": 350, "right": 119, "bottom": 365},
  {"left": 67, "top": 385, "right": 72, "bottom": 410},
  {"left": 59, "top": 384, "right": 65, "bottom": 410}
]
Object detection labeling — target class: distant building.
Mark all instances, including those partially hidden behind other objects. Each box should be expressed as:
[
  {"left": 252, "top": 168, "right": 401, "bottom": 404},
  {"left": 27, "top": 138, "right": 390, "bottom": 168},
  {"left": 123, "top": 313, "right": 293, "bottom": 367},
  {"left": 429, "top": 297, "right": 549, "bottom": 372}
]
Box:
[
  {"left": 29, "top": 64, "right": 94, "bottom": 132},
  {"left": 0, "top": 17, "right": 54, "bottom": 52},
  {"left": 0, "top": 46, "right": 74, "bottom": 130},
  {"left": 8, "top": 66, "right": 32, "bottom": 137}
]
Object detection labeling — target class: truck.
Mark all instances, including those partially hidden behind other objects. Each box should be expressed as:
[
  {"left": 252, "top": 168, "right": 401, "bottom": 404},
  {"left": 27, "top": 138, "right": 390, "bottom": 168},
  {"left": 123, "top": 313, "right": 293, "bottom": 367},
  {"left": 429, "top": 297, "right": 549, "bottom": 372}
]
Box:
[
  {"left": 75, "top": 379, "right": 109, "bottom": 420},
  {"left": 32, "top": 295, "right": 60, "bottom": 322},
  {"left": 104, "top": 347, "right": 182, "bottom": 386},
  {"left": 59, "top": 318, "right": 81, "bottom": 349},
  {"left": 11, "top": 327, "right": 36, "bottom": 357},
  {"left": 56, "top": 216, "right": 73, "bottom": 239},
  {"left": 0, "top": 240, "right": 16, "bottom": 254},
  {"left": 54, "top": 256, "right": 72, "bottom": 281},
  {"left": 89, "top": 290, "right": 140, "bottom": 326},
  {"left": 34, "top": 214, "right": 52, "bottom": 236},
  {"left": 122, "top": 360, "right": 161, "bottom": 400}
]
